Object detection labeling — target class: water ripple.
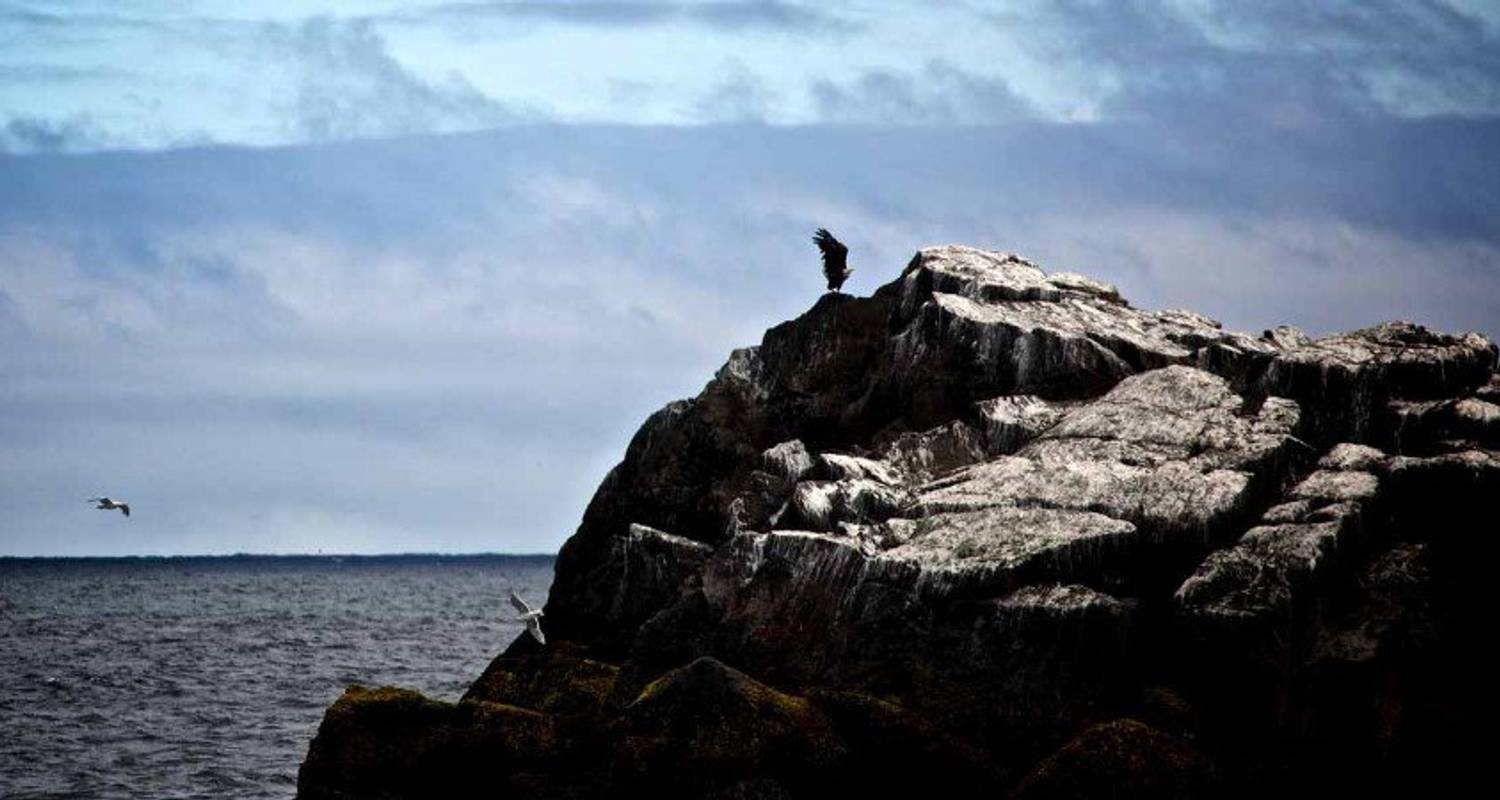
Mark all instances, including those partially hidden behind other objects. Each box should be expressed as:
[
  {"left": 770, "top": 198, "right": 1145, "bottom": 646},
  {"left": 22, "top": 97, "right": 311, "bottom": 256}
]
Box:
[{"left": 0, "top": 555, "right": 553, "bottom": 799}]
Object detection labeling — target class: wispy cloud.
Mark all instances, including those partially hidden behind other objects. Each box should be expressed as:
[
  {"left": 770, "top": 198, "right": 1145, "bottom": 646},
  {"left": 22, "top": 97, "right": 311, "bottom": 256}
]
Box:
[
  {"left": 1002, "top": 0, "right": 1500, "bottom": 121},
  {"left": 0, "top": 63, "right": 124, "bottom": 82},
  {"left": 383, "top": 0, "right": 851, "bottom": 34},
  {"left": 264, "top": 16, "right": 525, "bottom": 142},
  {"left": 0, "top": 115, "right": 112, "bottom": 153},
  {"left": 693, "top": 62, "right": 781, "bottom": 122},
  {"left": 809, "top": 60, "right": 1035, "bottom": 125},
  {"left": 2, "top": 0, "right": 1498, "bottom": 149}
]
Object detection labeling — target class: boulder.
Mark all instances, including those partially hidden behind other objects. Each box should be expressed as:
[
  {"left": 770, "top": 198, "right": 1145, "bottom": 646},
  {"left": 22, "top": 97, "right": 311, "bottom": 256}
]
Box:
[
  {"left": 297, "top": 687, "right": 559, "bottom": 799},
  {"left": 1011, "top": 719, "right": 1216, "bottom": 800}
]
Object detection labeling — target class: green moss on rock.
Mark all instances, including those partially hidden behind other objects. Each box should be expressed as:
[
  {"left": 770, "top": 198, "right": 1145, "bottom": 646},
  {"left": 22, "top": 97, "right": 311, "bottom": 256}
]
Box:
[
  {"left": 463, "top": 640, "right": 620, "bottom": 717},
  {"left": 1011, "top": 719, "right": 1216, "bottom": 800},
  {"left": 613, "top": 657, "right": 847, "bottom": 798},
  {"left": 297, "top": 685, "right": 561, "bottom": 800}
]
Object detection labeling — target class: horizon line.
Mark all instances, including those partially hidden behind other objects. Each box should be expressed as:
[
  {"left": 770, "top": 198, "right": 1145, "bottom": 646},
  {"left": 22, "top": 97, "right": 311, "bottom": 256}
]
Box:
[{"left": 0, "top": 551, "right": 557, "bottom": 561}]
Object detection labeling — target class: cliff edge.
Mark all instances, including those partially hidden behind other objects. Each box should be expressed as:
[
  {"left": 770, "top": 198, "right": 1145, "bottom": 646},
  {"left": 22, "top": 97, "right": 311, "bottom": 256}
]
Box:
[{"left": 299, "top": 246, "right": 1499, "bottom": 799}]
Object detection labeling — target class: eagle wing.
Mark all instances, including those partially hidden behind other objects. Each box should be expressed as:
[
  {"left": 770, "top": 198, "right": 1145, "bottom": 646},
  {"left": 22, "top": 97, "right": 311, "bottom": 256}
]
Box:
[{"left": 812, "top": 228, "right": 848, "bottom": 283}]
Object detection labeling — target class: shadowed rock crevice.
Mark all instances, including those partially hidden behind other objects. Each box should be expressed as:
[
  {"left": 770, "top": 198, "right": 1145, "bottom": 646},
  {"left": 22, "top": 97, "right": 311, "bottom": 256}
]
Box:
[{"left": 298, "top": 245, "right": 1498, "bottom": 799}]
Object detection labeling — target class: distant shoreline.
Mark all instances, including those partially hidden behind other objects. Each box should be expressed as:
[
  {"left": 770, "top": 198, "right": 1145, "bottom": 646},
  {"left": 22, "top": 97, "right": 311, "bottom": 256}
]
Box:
[{"left": 0, "top": 552, "right": 556, "bottom": 564}]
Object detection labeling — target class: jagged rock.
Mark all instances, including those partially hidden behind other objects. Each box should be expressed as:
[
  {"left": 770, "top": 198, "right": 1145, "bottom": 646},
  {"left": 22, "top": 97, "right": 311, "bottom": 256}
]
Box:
[
  {"left": 1176, "top": 446, "right": 1386, "bottom": 627},
  {"left": 1387, "top": 396, "right": 1500, "bottom": 452},
  {"left": 1257, "top": 321, "right": 1496, "bottom": 443},
  {"left": 1263, "top": 325, "right": 1312, "bottom": 350},
  {"left": 761, "top": 440, "right": 814, "bottom": 482},
  {"left": 1310, "top": 544, "right": 1435, "bottom": 668},
  {"left": 557, "top": 523, "right": 713, "bottom": 650},
  {"left": 1316, "top": 442, "right": 1388, "bottom": 471},
  {"left": 1380, "top": 446, "right": 1500, "bottom": 537},
  {"left": 1045, "top": 271, "right": 1125, "bottom": 304},
  {"left": 975, "top": 395, "right": 1065, "bottom": 454},
  {"left": 877, "top": 508, "right": 1137, "bottom": 600},
  {"left": 301, "top": 245, "right": 1498, "bottom": 798},
  {"left": 872, "top": 420, "right": 989, "bottom": 484},
  {"left": 1477, "top": 373, "right": 1500, "bottom": 403},
  {"left": 816, "top": 452, "right": 899, "bottom": 484},
  {"left": 890, "top": 269, "right": 1215, "bottom": 399},
  {"left": 771, "top": 479, "right": 908, "bottom": 532},
  {"left": 921, "top": 367, "right": 1300, "bottom": 547}
]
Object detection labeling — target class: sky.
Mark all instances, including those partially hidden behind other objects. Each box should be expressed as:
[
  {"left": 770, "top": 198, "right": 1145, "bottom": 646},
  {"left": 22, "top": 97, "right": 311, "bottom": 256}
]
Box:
[{"left": 2, "top": 1, "right": 1498, "bottom": 556}]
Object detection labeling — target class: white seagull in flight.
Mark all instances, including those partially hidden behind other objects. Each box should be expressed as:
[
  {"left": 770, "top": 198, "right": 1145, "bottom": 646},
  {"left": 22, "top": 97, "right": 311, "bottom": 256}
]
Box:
[
  {"left": 88, "top": 497, "right": 130, "bottom": 517},
  {"left": 509, "top": 589, "right": 545, "bottom": 645}
]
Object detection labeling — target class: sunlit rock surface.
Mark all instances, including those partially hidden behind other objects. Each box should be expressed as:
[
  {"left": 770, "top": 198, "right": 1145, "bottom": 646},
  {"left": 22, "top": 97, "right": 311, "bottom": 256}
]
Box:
[{"left": 300, "top": 245, "right": 1498, "bottom": 799}]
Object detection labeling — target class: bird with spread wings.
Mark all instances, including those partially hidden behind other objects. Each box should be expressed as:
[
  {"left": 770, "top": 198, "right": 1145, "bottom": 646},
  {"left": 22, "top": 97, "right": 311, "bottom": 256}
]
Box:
[
  {"left": 509, "top": 589, "right": 546, "bottom": 645},
  {"left": 813, "top": 228, "right": 853, "bottom": 292},
  {"left": 89, "top": 497, "right": 130, "bottom": 517}
]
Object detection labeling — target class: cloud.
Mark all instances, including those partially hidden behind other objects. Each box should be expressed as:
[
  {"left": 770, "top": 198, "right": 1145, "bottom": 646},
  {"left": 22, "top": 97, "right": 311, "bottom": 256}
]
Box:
[
  {"left": 0, "top": 63, "right": 123, "bottom": 82},
  {"left": 1001, "top": 0, "right": 1500, "bottom": 122},
  {"left": 0, "top": 5, "right": 159, "bottom": 31},
  {"left": 693, "top": 62, "right": 780, "bottom": 122},
  {"left": 809, "top": 60, "right": 1035, "bottom": 125},
  {"left": 385, "top": 1, "right": 850, "bottom": 34},
  {"left": 265, "top": 16, "right": 524, "bottom": 142},
  {"left": 3, "top": 1, "right": 1498, "bottom": 147},
  {"left": 0, "top": 115, "right": 111, "bottom": 153}
]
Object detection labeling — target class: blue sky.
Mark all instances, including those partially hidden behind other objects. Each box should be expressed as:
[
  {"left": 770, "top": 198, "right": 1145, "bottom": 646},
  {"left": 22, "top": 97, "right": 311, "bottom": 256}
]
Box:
[{"left": 2, "top": 1, "right": 1498, "bottom": 555}]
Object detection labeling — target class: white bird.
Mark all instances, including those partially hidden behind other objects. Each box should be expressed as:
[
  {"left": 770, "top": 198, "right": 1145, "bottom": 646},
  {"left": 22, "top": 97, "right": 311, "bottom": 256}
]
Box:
[
  {"left": 509, "top": 589, "right": 545, "bottom": 645},
  {"left": 88, "top": 497, "right": 130, "bottom": 517}
]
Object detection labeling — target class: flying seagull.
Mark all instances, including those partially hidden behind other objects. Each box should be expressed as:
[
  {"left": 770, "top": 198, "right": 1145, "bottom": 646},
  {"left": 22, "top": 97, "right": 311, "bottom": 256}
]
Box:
[
  {"left": 88, "top": 497, "right": 130, "bottom": 517},
  {"left": 509, "top": 589, "right": 545, "bottom": 645},
  {"left": 813, "top": 228, "right": 853, "bottom": 292}
]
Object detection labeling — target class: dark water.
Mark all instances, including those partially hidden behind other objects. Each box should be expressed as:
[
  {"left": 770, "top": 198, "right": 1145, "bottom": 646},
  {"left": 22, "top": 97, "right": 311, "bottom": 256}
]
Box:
[{"left": 0, "top": 554, "right": 554, "bottom": 799}]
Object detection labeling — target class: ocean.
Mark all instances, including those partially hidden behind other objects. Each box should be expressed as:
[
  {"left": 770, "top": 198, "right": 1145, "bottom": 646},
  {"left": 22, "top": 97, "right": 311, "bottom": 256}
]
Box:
[{"left": 0, "top": 554, "right": 554, "bottom": 799}]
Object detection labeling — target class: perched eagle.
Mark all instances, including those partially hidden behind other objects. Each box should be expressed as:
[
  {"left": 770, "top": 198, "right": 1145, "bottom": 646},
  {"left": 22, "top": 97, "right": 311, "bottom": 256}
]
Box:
[{"left": 812, "top": 228, "right": 853, "bottom": 292}]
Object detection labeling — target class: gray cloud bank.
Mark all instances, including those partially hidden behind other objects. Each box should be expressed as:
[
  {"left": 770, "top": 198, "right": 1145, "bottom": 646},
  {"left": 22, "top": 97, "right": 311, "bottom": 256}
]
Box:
[
  {"left": 1, "top": 114, "right": 1497, "bottom": 555},
  {"left": 3, "top": 0, "right": 1498, "bottom": 150}
]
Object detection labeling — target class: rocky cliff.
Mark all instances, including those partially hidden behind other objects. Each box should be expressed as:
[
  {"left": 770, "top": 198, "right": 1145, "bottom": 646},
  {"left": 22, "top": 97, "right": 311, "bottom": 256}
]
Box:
[{"left": 298, "top": 246, "right": 1499, "bottom": 799}]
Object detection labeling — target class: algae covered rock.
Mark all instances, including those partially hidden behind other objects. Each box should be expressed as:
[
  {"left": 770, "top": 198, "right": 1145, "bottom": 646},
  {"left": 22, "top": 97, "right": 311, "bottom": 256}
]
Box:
[
  {"left": 611, "top": 657, "right": 846, "bottom": 798},
  {"left": 297, "top": 687, "right": 558, "bottom": 799},
  {"left": 1011, "top": 719, "right": 1215, "bottom": 800},
  {"left": 463, "top": 641, "right": 619, "bottom": 717}
]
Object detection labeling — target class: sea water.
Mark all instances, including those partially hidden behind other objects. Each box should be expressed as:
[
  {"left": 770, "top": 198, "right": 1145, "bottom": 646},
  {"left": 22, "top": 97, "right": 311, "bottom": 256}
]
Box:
[{"left": 0, "top": 554, "right": 554, "bottom": 799}]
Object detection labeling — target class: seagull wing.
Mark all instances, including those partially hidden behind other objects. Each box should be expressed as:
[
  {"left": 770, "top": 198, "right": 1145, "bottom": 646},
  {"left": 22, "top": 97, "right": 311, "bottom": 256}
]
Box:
[
  {"left": 526, "top": 616, "right": 546, "bottom": 645},
  {"left": 508, "top": 589, "right": 532, "bottom": 615},
  {"left": 813, "top": 228, "right": 848, "bottom": 284}
]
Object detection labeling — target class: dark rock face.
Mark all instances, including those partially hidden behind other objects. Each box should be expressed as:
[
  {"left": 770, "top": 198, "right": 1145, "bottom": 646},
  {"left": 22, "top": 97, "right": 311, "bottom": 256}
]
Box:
[{"left": 299, "top": 246, "right": 1498, "bottom": 798}]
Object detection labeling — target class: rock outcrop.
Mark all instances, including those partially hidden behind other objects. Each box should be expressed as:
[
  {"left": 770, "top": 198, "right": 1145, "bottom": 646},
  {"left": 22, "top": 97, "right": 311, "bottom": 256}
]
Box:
[{"left": 299, "top": 246, "right": 1498, "bottom": 798}]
